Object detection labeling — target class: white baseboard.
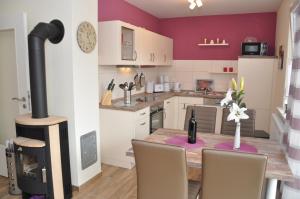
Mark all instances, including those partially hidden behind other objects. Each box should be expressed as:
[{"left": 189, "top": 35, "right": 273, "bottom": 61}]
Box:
[{"left": 0, "top": 144, "right": 8, "bottom": 177}]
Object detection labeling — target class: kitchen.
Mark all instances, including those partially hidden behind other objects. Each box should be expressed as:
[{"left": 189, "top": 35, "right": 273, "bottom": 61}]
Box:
[{"left": 98, "top": 1, "right": 277, "bottom": 169}]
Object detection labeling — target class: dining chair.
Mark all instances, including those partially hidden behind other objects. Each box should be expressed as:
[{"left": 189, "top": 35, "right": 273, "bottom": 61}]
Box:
[
  {"left": 132, "top": 139, "right": 201, "bottom": 199},
  {"left": 184, "top": 106, "right": 217, "bottom": 133},
  {"left": 221, "top": 108, "right": 256, "bottom": 137},
  {"left": 201, "top": 149, "right": 267, "bottom": 199}
]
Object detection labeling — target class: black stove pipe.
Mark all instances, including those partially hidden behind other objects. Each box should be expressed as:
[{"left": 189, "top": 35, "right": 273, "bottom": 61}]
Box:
[{"left": 28, "top": 20, "right": 64, "bottom": 118}]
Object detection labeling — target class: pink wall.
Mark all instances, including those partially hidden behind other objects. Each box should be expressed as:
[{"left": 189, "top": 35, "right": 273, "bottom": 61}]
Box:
[
  {"left": 159, "top": 13, "right": 277, "bottom": 60},
  {"left": 98, "top": 0, "right": 160, "bottom": 33}
]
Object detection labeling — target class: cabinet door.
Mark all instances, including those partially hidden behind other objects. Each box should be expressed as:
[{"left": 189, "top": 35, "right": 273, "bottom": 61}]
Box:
[
  {"left": 177, "top": 103, "right": 193, "bottom": 130},
  {"left": 136, "top": 28, "right": 154, "bottom": 65},
  {"left": 99, "top": 21, "right": 138, "bottom": 65},
  {"left": 135, "top": 117, "right": 150, "bottom": 140},
  {"left": 165, "top": 38, "right": 173, "bottom": 65},
  {"left": 164, "top": 98, "right": 176, "bottom": 129}
]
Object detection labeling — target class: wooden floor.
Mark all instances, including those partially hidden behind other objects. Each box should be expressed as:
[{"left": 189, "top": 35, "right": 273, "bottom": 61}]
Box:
[{"left": 0, "top": 164, "right": 201, "bottom": 199}]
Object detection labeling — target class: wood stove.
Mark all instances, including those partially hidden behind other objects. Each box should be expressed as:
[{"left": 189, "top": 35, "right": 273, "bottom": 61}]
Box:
[
  {"left": 14, "top": 115, "right": 72, "bottom": 198},
  {"left": 13, "top": 19, "right": 72, "bottom": 199}
]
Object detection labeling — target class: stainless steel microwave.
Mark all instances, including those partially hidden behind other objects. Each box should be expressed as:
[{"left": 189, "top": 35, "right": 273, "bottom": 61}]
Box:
[{"left": 241, "top": 42, "right": 268, "bottom": 56}]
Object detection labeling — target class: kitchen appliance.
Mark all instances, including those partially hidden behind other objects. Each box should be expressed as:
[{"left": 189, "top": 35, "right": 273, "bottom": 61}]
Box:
[
  {"left": 241, "top": 42, "right": 268, "bottom": 56},
  {"left": 163, "top": 83, "right": 170, "bottom": 92},
  {"left": 146, "top": 81, "right": 154, "bottom": 93},
  {"left": 154, "top": 84, "right": 164, "bottom": 93},
  {"left": 173, "top": 82, "right": 181, "bottom": 92},
  {"left": 150, "top": 103, "right": 164, "bottom": 133}
]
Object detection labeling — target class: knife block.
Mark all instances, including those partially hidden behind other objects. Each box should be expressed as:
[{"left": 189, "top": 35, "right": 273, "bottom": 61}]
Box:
[{"left": 101, "top": 91, "right": 112, "bottom": 106}]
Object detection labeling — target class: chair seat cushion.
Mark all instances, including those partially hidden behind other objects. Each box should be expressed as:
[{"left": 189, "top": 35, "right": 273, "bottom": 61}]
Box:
[{"left": 188, "top": 180, "right": 201, "bottom": 199}]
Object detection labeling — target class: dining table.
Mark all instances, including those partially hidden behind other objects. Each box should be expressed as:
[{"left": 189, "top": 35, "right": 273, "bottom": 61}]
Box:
[{"left": 126, "top": 128, "right": 294, "bottom": 199}]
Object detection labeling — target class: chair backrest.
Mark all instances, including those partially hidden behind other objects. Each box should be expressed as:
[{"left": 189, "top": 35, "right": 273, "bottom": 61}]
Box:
[
  {"left": 201, "top": 149, "right": 267, "bottom": 199},
  {"left": 132, "top": 139, "right": 188, "bottom": 199},
  {"left": 184, "top": 106, "right": 217, "bottom": 133},
  {"left": 221, "top": 108, "right": 256, "bottom": 137}
]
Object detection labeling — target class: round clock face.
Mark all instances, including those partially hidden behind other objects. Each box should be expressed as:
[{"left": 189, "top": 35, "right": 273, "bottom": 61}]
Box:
[{"left": 77, "top": 21, "right": 97, "bottom": 53}]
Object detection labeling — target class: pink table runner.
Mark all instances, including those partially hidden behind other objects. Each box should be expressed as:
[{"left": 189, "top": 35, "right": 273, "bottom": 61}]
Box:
[
  {"left": 165, "top": 135, "right": 205, "bottom": 149},
  {"left": 214, "top": 141, "right": 258, "bottom": 153}
]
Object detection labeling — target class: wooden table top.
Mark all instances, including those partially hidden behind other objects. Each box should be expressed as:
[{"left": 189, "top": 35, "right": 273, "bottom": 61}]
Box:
[{"left": 126, "top": 128, "right": 294, "bottom": 181}]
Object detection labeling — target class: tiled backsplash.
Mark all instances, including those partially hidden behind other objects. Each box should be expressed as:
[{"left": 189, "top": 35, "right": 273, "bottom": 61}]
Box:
[
  {"left": 98, "top": 60, "right": 238, "bottom": 100},
  {"left": 98, "top": 66, "right": 159, "bottom": 99},
  {"left": 158, "top": 60, "right": 238, "bottom": 92}
]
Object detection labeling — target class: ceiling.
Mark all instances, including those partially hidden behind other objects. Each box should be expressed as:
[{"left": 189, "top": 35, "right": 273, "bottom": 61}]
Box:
[{"left": 125, "top": 0, "right": 282, "bottom": 19}]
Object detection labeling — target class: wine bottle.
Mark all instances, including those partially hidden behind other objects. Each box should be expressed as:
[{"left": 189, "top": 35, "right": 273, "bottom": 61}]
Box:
[{"left": 188, "top": 109, "right": 197, "bottom": 144}]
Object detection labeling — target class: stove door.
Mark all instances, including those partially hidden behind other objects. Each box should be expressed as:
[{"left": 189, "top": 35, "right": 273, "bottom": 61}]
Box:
[{"left": 15, "top": 144, "right": 47, "bottom": 195}]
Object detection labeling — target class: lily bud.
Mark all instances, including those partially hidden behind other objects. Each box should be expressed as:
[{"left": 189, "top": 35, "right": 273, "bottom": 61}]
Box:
[
  {"left": 231, "top": 78, "right": 237, "bottom": 90},
  {"left": 240, "top": 77, "right": 245, "bottom": 91}
]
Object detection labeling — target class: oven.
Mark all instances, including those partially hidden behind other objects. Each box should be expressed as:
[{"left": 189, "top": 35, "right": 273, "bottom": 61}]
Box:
[{"left": 150, "top": 103, "right": 164, "bottom": 134}]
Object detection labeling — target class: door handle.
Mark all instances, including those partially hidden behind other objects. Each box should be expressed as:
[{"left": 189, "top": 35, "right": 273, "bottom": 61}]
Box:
[
  {"left": 42, "top": 167, "right": 47, "bottom": 183},
  {"left": 11, "top": 97, "right": 26, "bottom": 102}
]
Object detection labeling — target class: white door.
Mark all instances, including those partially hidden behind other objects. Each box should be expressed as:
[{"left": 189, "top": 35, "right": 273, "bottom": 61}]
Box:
[{"left": 0, "top": 13, "right": 30, "bottom": 177}]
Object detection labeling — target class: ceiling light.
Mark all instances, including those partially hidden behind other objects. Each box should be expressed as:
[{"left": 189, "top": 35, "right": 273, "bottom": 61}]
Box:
[
  {"left": 188, "top": 0, "right": 202, "bottom": 10},
  {"left": 189, "top": 2, "right": 197, "bottom": 10},
  {"left": 196, "top": 0, "right": 203, "bottom": 7}
]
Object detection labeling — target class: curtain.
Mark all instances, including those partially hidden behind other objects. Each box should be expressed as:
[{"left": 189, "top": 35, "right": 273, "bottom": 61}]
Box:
[{"left": 282, "top": 2, "right": 300, "bottom": 198}]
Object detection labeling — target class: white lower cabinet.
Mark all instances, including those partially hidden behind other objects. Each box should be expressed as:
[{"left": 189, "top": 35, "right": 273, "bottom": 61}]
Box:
[
  {"left": 177, "top": 97, "right": 204, "bottom": 130},
  {"left": 99, "top": 107, "right": 150, "bottom": 169},
  {"left": 163, "top": 97, "right": 178, "bottom": 129}
]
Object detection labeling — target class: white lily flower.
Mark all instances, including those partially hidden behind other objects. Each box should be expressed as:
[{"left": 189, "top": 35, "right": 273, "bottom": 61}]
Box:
[
  {"left": 227, "top": 103, "right": 249, "bottom": 123},
  {"left": 220, "top": 88, "right": 233, "bottom": 107}
]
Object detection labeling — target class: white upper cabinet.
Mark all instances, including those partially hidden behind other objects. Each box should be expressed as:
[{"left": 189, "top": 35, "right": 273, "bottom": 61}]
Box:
[
  {"left": 99, "top": 21, "right": 138, "bottom": 65},
  {"left": 99, "top": 20, "right": 173, "bottom": 66}
]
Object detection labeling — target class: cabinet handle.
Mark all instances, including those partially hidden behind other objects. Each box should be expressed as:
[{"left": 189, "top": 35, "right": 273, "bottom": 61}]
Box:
[
  {"left": 140, "top": 112, "right": 146, "bottom": 116},
  {"left": 133, "top": 50, "right": 137, "bottom": 61},
  {"left": 140, "top": 122, "right": 146, "bottom": 126},
  {"left": 166, "top": 101, "right": 171, "bottom": 104},
  {"left": 164, "top": 111, "right": 166, "bottom": 119},
  {"left": 150, "top": 53, "right": 152, "bottom": 62},
  {"left": 153, "top": 53, "right": 155, "bottom": 62},
  {"left": 183, "top": 103, "right": 186, "bottom": 110},
  {"left": 42, "top": 167, "right": 47, "bottom": 183},
  {"left": 164, "top": 54, "right": 167, "bottom": 62}
]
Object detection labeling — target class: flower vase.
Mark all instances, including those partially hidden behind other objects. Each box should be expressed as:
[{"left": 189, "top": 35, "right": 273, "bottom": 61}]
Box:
[{"left": 234, "top": 122, "right": 241, "bottom": 149}]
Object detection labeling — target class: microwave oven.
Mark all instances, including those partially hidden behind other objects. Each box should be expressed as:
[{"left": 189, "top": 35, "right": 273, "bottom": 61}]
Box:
[{"left": 241, "top": 42, "right": 268, "bottom": 56}]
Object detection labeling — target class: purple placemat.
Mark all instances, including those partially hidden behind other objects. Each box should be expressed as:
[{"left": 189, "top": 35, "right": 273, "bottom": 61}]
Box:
[
  {"left": 165, "top": 135, "right": 205, "bottom": 149},
  {"left": 215, "top": 141, "right": 258, "bottom": 153}
]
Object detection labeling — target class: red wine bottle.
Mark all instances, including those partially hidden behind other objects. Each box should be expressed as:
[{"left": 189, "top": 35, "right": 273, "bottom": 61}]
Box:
[{"left": 188, "top": 109, "right": 197, "bottom": 144}]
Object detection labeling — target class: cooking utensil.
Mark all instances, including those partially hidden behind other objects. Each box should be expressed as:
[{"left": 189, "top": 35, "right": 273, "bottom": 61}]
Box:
[
  {"left": 140, "top": 73, "right": 145, "bottom": 88},
  {"left": 134, "top": 73, "right": 141, "bottom": 90},
  {"left": 119, "top": 83, "right": 125, "bottom": 90},
  {"left": 124, "top": 82, "right": 128, "bottom": 90},
  {"left": 129, "top": 82, "right": 135, "bottom": 90}
]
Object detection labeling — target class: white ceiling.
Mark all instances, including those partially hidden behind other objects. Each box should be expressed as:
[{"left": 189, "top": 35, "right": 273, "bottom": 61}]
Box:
[{"left": 125, "top": 0, "right": 282, "bottom": 19}]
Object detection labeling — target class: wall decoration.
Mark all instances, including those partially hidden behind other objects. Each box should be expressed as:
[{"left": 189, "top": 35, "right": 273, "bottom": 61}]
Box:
[{"left": 77, "top": 21, "right": 97, "bottom": 53}]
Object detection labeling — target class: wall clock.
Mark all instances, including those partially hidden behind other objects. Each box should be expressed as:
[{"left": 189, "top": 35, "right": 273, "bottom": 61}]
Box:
[{"left": 77, "top": 21, "right": 97, "bottom": 53}]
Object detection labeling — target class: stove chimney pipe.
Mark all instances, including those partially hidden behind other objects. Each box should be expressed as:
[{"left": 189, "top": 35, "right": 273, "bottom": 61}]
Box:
[{"left": 28, "top": 20, "right": 64, "bottom": 118}]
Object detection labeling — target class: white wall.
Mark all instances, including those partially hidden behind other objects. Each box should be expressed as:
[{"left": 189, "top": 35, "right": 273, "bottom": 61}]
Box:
[
  {"left": 0, "top": 0, "right": 100, "bottom": 186},
  {"left": 71, "top": 0, "right": 100, "bottom": 185}
]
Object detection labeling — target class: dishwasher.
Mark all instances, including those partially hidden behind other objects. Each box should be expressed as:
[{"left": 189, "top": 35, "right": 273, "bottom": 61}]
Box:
[{"left": 150, "top": 103, "right": 164, "bottom": 134}]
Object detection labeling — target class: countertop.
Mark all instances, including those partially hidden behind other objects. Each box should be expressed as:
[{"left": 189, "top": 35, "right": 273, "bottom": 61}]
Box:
[{"left": 99, "top": 90, "right": 225, "bottom": 112}]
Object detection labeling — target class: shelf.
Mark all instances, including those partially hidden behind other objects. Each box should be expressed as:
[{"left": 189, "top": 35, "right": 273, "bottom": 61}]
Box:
[
  {"left": 197, "top": 43, "right": 229, "bottom": 46},
  {"left": 212, "top": 72, "right": 237, "bottom": 74}
]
